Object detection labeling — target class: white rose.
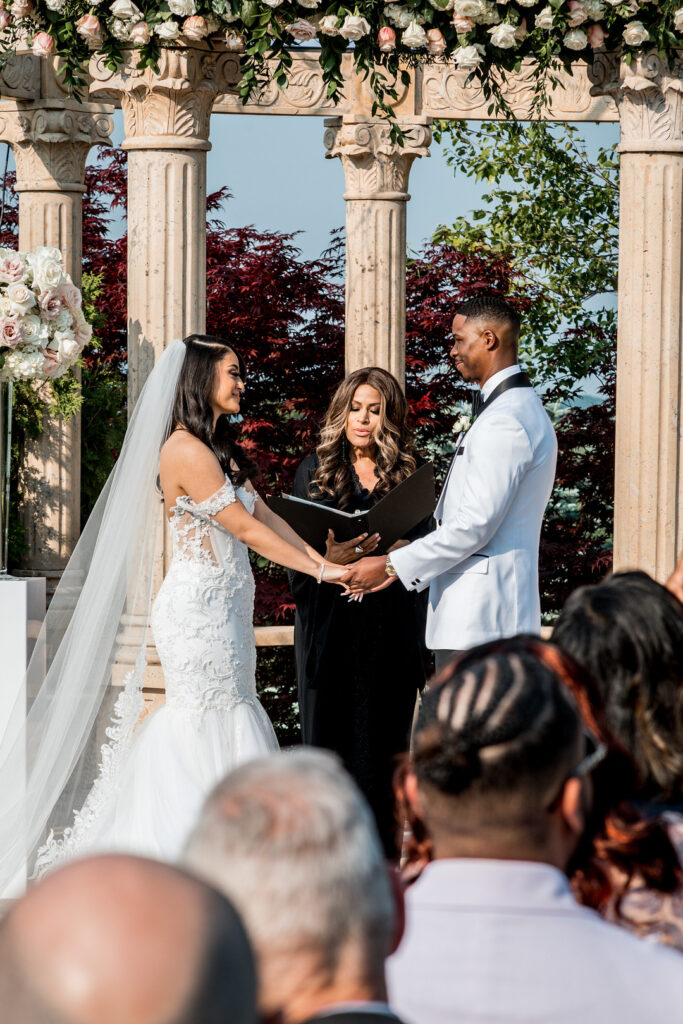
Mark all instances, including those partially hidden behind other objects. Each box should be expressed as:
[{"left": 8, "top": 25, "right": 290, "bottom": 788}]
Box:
[
  {"left": 488, "top": 22, "right": 517, "bottom": 48},
  {"left": 298, "top": 0, "right": 321, "bottom": 6},
  {"left": 454, "top": 42, "right": 485, "bottom": 68},
  {"left": 54, "top": 331, "right": 81, "bottom": 363},
  {"left": 286, "top": 18, "right": 316, "bottom": 41},
  {"left": 396, "top": 7, "right": 421, "bottom": 28},
  {"left": 564, "top": 27, "right": 588, "bottom": 49},
  {"left": 623, "top": 20, "right": 649, "bottom": 46},
  {"left": 583, "top": 0, "right": 606, "bottom": 17},
  {"left": 339, "top": 15, "right": 371, "bottom": 41},
  {"left": 454, "top": 0, "right": 483, "bottom": 16},
  {"left": 29, "top": 247, "right": 65, "bottom": 293},
  {"left": 45, "top": 0, "right": 65, "bottom": 9},
  {"left": 22, "top": 313, "right": 49, "bottom": 348},
  {"left": 110, "top": 0, "right": 141, "bottom": 18},
  {"left": 676, "top": 8, "right": 683, "bottom": 32},
  {"left": 155, "top": 20, "right": 180, "bottom": 40},
  {"left": 402, "top": 20, "right": 428, "bottom": 47},
  {"left": 167, "top": 0, "right": 195, "bottom": 14},
  {"left": 318, "top": 14, "right": 339, "bottom": 34},
  {"left": 261, "top": 0, "right": 284, "bottom": 6},
  {"left": 6, "top": 281, "right": 37, "bottom": 315},
  {"left": 516, "top": 0, "right": 538, "bottom": 5},
  {"left": 535, "top": 6, "right": 554, "bottom": 29}
]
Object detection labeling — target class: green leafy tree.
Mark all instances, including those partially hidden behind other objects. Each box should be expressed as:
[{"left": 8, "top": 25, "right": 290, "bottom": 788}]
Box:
[{"left": 433, "top": 119, "right": 620, "bottom": 610}]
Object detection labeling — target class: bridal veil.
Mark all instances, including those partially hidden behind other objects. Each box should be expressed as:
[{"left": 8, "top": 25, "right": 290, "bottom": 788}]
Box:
[{"left": 0, "top": 339, "right": 186, "bottom": 893}]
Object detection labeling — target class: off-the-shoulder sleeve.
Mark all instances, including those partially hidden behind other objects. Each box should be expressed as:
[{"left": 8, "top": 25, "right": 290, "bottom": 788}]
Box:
[{"left": 175, "top": 478, "right": 237, "bottom": 518}]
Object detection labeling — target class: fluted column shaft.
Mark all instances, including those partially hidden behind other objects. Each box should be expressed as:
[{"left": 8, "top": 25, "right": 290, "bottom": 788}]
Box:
[
  {"left": 592, "top": 53, "right": 683, "bottom": 579},
  {"left": 90, "top": 47, "right": 226, "bottom": 693},
  {"left": 325, "top": 117, "right": 431, "bottom": 387},
  {"left": 0, "top": 88, "right": 112, "bottom": 574}
]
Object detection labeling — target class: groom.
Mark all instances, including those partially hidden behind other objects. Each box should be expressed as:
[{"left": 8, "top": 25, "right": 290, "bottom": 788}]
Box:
[{"left": 343, "top": 295, "right": 557, "bottom": 670}]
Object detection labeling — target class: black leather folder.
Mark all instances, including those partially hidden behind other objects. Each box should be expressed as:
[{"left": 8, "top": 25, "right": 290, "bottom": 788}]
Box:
[{"left": 268, "top": 462, "right": 435, "bottom": 556}]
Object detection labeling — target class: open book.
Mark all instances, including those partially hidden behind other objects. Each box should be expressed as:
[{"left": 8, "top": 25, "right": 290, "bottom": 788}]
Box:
[{"left": 268, "top": 462, "right": 435, "bottom": 556}]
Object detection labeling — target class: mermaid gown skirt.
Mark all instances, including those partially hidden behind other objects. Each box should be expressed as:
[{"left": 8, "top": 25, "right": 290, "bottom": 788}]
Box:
[{"left": 36, "top": 480, "right": 278, "bottom": 869}]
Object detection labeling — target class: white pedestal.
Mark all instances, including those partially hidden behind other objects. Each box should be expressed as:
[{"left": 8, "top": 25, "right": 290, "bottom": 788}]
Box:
[{"left": 0, "top": 575, "right": 46, "bottom": 898}]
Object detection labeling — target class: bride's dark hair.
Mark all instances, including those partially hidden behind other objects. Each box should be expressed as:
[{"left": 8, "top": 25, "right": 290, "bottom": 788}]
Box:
[{"left": 169, "top": 334, "right": 258, "bottom": 487}]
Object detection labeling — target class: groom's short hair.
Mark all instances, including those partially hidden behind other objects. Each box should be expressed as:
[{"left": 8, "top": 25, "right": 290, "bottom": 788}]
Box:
[{"left": 456, "top": 294, "right": 521, "bottom": 339}]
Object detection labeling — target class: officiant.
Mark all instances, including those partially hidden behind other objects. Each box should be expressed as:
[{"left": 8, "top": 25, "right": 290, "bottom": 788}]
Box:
[{"left": 289, "top": 367, "right": 432, "bottom": 859}]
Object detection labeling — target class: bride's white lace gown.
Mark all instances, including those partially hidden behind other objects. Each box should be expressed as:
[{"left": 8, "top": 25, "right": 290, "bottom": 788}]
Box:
[{"left": 36, "top": 477, "right": 278, "bottom": 868}]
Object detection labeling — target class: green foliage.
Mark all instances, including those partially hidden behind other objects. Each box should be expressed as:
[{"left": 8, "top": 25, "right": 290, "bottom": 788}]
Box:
[{"left": 433, "top": 119, "right": 619, "bottom": 399}]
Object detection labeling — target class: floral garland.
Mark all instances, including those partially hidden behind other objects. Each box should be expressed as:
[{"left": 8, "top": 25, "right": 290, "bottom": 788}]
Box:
[{"left": 0, "top": 2, "right": 681, "bottom": 123}]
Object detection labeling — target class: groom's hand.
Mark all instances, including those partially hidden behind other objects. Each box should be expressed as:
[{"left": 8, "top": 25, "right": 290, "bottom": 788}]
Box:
[{"left": 342, "top": 555, "right": 391, "bottom": 593}]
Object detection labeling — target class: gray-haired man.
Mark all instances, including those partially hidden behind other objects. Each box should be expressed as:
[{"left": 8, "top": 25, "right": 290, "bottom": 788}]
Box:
[{"left": 184, "top": 749, "right": 405, "bottom": 1024}]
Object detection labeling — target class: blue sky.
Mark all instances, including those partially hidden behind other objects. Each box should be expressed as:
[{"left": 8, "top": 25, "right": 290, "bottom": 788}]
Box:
[{"left": 105, "top": 110, "right": 621, "bottom": 262}]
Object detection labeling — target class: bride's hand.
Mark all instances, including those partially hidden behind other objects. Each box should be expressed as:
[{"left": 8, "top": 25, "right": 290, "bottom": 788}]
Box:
[{"left": 319, "top": 563, "right": 348, "bottom": 585}]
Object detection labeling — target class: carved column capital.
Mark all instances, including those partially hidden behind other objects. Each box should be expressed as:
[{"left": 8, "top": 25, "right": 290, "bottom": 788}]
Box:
[
  {"left": 90, "top": 45, "right": 235, "bottom": 151},
  {"left": 324, "top": 117, "right": 432, "bottom": 200},
  {"left": 590, "top": 50, "right": 683, "bottom": 153},
  {"left": 0, "top": 104, "right": 113, "bottom": 192}
]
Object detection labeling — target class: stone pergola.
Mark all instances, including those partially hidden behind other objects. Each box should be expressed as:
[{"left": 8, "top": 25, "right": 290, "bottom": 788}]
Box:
[{"left": 0, "top": 46, "right": 678, "bottom": 591}]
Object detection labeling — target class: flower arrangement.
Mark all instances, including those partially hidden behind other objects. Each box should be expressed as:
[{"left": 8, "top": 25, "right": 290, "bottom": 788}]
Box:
[
  {"left": 0, "top": 2, "right": 681, "bottom": 121},
  {"left": 0, "top": 246, "right": 92, "bottom": 382}
]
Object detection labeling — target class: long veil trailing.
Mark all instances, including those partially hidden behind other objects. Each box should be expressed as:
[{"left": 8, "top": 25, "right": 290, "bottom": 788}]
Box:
[{"left": 0, "top": 339, "right": 187, "bottom": 893}]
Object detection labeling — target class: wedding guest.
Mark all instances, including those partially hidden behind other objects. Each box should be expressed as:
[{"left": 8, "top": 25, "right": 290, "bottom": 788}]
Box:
[
  {"left": 184, "top": 749, "right": 406, "bottom": 1024},
  {"left": 554, "top": 571, "right": 683, "bottom": 948},
  {"left": 0, "top": 854, "right": 257, "bottom": 1024},
  {"left": 387, "top": 638, "right": 683, "bottom": 1024},
  {"left": 290, "top": 367, "right": 432, "bottom": 857}
]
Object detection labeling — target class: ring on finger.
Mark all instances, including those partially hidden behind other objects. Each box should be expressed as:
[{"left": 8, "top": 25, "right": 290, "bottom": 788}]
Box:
[{"left": 354, "top": 545, "right": 363, "bottom": 553}]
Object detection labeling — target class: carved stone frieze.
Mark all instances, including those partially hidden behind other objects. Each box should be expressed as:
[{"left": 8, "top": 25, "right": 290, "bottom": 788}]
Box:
[
  {"left": 90, "top": 46, "right": 236, "bottom": 147},
  {"left": 324, "top": 117, "right": 432, "bottom": 199},
  {"left": 0, "top": 104, "right": 112, "bottom": 190},
  {"left": 420, "top": 59, "right": 617, "bottom": 122},
  {"left": 590, "top": 51, "right": 683, "bottom": 150},
  {"left": 0, "top": 51, "right": 40, "bottom": 99}
]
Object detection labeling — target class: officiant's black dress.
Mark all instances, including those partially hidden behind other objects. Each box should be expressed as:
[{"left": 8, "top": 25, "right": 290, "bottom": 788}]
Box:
[{"left": 290, "top": 453, "right": 432, "bottom": 858}]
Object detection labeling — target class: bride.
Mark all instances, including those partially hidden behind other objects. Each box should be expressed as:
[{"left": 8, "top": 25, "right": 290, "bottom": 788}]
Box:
[{"left": 0, "top": 334, "right": 345, "bottom": 888}]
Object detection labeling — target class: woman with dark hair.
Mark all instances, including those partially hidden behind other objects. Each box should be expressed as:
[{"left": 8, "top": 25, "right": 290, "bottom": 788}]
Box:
[
  {"left": 553, "top": 572, "right": 683, "bottom": 948},
  {"left": 290, "top": 366, "right": 432, "bottom": 858},
  {"left": 26, "top": 335, "right": 346, "bottom": 874}
]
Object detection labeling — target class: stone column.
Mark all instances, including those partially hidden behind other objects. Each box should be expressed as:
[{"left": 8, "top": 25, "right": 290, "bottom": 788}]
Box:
[
  {"left": 0, "top": 63, "right": 112, "bottom": 577},
  {"left": 324, "top": 117, "right": 431, "bottom": 386},
  {"left": 90, "top": 47, "right": 229, "bottom": 695},
  {"left": 91, "top": 46, "right": 231, "bottom": 408},
  {"left": 591, "top": 53, "right": 683, "bottom": 580}
]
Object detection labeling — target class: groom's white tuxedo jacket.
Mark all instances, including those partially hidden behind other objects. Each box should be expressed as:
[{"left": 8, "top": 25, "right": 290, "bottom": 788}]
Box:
[{"left": 391, "top": 365, "right": 557, "bottom": 651}]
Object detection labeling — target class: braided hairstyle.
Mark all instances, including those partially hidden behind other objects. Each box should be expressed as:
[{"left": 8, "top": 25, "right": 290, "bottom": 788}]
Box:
[
  {"left": 413, "top": 638, "right": 582, "bottom": 843},
  {"left": 553, "top": 571, "right": 683, "bottom": 803}
]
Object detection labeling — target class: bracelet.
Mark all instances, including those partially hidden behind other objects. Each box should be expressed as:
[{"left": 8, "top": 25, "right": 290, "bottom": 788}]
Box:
[{"left": 317, "top": 563, "right": 325, "bottom": 585}]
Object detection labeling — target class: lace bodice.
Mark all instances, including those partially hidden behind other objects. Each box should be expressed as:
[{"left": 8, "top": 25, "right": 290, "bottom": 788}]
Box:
[
  {"left": 169, "top": 477, "right": 259, "bottom": 571},
  {"left": 150, "top": 476, "right": 260, "bottom": 716}
]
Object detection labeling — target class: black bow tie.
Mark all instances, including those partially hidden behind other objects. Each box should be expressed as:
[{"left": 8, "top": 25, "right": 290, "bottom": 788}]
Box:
[{"left": 471, "top": 389, "right": 484, "bottom": 419}]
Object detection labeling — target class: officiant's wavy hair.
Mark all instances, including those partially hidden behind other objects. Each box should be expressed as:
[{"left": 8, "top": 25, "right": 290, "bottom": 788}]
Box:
[
  {"left": 169, "top": 334, "right": 258, "bottom": 487},
  {"left": 312, "top": 367, "right": 416, "bottom": 509}
]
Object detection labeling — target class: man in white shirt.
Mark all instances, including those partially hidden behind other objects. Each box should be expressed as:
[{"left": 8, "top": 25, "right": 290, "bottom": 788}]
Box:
[
  {"left": 387, "top": 639, "right": 683, "bottom": 1024},
  {"left": 343, "top": 296, "right": 557, "bottom": 670}
]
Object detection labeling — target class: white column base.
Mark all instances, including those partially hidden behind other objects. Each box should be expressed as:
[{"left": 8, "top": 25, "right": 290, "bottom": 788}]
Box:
[{"left": 0, "top": 576, "right": 46, "bottom": 898}]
